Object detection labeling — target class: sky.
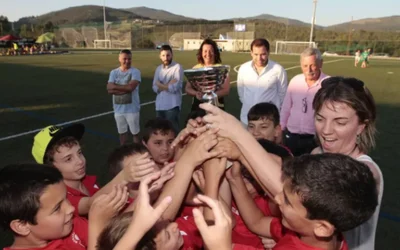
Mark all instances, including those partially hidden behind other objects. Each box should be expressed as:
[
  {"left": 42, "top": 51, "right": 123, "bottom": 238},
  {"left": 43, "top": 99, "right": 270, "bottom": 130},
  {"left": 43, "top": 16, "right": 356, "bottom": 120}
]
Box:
[{"left": 1, "top": 0, "right": 399, "bottom": 26}]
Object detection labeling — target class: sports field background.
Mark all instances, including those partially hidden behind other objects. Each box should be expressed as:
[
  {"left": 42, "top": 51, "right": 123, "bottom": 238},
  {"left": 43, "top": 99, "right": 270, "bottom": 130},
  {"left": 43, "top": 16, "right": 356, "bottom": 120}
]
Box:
[{"left": 0, "top": 51, "right": 399, "bottom": 249}]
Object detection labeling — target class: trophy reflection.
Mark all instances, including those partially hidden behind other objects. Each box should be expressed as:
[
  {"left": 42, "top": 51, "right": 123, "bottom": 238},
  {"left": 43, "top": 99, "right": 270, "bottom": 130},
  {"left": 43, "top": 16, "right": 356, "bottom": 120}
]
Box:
[{"left": 184, "top": 65, "right": 230, "bottom": 106}]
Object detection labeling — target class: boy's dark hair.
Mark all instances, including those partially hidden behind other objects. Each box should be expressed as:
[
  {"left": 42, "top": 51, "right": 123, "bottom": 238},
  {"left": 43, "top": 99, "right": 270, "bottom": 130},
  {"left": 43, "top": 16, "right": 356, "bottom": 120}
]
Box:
[
  {"left": 160, "top": 45, "right": 172, "bottom": 53},
  {"left": 241, "top": 139, "right": 292, "bottom": 194},
  {"left": 120, "top": 49, "right": 132, "bottom": 55},
  {"left": 247, "top": 102, "right": 280, "bottom": 126},
  {"left": 43, "top": 136, "right": 79, "bottom": 165},
  {"left": 142, "top": 118, "right": 176, "bottom": 143},
  {"left": 108, "top": 143, "right": 148, "bottom": 178},
  {"left": 0, "top": 163, "right": 63, "bottom": 230},
  {"left": 250, "top": 38, "right": 270, "bottom": 52},
  {"left": 97, "top": 211, "right": 156, "bottom": 250},
  {"left": 282, "top": 153, "right": 378, "bottom": 232}
]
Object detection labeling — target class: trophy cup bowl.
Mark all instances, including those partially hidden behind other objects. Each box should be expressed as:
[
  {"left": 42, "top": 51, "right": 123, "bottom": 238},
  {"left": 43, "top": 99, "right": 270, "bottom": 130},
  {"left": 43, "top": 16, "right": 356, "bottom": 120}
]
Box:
[{"left": 184, "top": 65, "right": 230, "bottom": 106}]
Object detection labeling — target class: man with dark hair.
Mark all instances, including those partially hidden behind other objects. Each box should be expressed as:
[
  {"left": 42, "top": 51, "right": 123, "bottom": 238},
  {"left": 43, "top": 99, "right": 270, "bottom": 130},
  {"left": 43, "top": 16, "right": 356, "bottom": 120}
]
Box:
[
  {"left": 107, "top": 49, "right": 141, "bottom": 144},
  {"left": 152, "top": 45, "right": 183, "bottom": 133},
  {"left": 237, "top": 38, "right": 288, "bottom": 125}
]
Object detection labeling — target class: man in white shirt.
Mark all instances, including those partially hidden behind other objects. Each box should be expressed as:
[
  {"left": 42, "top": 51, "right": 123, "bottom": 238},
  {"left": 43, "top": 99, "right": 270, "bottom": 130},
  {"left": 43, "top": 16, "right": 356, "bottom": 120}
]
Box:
[
  {"left": 152, "top": 45, "right": 183, "bottom": 133},
  {"left": 237, "top": 38, "right": 288, "bottom": 125}
]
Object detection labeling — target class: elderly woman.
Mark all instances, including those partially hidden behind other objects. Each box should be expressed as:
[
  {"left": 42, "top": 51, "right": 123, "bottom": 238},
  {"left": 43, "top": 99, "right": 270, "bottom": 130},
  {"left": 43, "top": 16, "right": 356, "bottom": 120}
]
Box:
[
  {"left": 190, "top": 76, "right": 382, "bottom": 250},
  {"left": 185, "top": 38, "right": 230, "bottom": 112}
]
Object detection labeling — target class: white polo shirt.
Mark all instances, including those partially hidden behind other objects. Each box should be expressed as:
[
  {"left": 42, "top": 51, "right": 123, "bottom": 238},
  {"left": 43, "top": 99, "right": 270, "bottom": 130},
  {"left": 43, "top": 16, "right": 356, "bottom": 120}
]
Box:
[{"left": 237, "top": 60, "right": 288, "bottom": 125}]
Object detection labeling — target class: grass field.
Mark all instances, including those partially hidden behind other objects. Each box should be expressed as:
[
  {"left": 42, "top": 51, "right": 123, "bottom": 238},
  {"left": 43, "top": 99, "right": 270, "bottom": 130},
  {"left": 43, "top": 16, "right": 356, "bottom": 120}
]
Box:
[{"left": 0, "top": 51, "right": 400, "bottom": 249}]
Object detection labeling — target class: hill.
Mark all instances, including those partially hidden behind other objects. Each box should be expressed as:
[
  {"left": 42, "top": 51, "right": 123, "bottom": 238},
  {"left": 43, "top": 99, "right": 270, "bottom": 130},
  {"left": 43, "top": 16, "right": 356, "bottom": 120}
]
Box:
[
  {"left": 325, "top": 16, "right": 400, "bottom": 32},
  {"left": 15, "top": 5, "right": 146, "bottom": 27},
  {"left": 125, "top": 6, "right": 197, "bottom": 22},
  {"left": 234, "top": 13, "right": 321, "bottom": 28}
]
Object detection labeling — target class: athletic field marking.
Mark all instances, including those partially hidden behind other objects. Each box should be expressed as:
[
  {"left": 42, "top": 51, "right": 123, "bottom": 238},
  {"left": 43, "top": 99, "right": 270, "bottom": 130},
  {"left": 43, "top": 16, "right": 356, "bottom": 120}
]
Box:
[
  {"left": 0, "top": 59, "right": 344, "bottom": 142},
  {"left": 0, "top": 104, "right": 73, "bottom": 113}
]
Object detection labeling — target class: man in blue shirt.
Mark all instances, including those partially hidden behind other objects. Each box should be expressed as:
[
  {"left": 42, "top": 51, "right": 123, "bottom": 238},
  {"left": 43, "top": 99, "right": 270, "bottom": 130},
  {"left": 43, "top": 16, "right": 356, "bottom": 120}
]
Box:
[
  {"left": 107, "top": 49, "right": 141, "bottom": 144},
  {"left": 152, "top": 45, "right": 183, "bottom": 133}
]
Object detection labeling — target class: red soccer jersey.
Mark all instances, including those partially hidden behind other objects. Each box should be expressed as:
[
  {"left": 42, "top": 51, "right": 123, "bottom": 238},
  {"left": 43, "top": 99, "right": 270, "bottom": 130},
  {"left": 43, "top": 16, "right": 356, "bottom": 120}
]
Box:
[
  {"left": 176, "top": 216, "right": 203, "bottom": 250},
  {"left": 231, "top": 195, "right": 272, "bottom": 248},
  {"left": 4, "top": 217, "right": 88, "bottom": 250},
  {"left": 270, "top": 218, "right": 348, "bottom": 250},
  {"left": 66, "top": 175, "right": 100, "bottom": 216}
]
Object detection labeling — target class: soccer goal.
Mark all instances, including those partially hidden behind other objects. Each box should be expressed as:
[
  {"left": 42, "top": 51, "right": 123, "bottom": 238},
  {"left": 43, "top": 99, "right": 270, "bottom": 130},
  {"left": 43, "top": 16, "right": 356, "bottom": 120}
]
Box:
[
  {"left": 94, "top": 39, "right": 112, "bottom": 49},
  {"left": 275, "top": 41, "right": 317, "bottom": 55}
]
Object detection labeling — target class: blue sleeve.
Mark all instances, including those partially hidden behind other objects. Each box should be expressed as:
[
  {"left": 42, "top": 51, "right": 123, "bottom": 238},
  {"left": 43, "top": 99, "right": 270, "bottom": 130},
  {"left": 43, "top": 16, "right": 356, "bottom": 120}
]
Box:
[
  {"left": 152, "top": 67, "right": 160, "bottom": 93},
  {"left": 108, "top": 70, "right": 116, "bottom": 83}
]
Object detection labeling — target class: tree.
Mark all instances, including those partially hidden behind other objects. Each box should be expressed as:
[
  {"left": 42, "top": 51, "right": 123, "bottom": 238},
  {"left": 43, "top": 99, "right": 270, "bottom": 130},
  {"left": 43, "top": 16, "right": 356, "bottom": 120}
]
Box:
[
  {"left": 44, "top": 21, "right": 54, "bottom": 32},
  {"left": 0, "top": 15, "right": 12, "bottom": 35}
]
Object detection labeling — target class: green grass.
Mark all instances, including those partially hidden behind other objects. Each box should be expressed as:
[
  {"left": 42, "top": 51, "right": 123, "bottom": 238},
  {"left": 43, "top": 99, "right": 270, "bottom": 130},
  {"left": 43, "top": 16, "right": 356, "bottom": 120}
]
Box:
[{"left": 0, "top": 52, "right": 400, "bottom": 248}]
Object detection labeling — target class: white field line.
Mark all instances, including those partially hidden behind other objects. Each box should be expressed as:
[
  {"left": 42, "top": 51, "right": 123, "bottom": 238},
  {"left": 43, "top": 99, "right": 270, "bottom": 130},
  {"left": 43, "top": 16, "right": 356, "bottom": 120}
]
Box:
[{"left": 0, "top": 59, "right": 344, "bottom": 142}]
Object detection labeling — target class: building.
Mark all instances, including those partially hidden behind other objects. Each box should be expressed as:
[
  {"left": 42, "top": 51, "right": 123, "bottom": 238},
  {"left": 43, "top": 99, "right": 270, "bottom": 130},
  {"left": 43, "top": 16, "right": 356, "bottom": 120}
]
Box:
[{"left": 183, "top": 38, "right": 254, "bottom": 52}]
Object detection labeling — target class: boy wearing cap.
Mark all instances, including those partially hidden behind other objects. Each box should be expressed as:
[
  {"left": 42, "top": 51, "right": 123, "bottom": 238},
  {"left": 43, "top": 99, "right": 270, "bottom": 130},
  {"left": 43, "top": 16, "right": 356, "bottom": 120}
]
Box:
[{"left": 32, "top": 123, "right": 141, "bottom": 217}]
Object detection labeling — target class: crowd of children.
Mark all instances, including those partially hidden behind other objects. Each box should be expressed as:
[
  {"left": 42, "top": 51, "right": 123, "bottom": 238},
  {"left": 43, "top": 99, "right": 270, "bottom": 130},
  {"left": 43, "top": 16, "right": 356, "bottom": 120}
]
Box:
[{"left": 0, "top": 92, "right": 380, "bottom": 250}]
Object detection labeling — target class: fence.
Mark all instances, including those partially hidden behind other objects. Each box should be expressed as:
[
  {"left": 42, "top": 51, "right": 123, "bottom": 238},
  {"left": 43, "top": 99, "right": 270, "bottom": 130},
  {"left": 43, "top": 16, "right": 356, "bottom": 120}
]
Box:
[{"left": 45, "top": 21, "right": 400, "bottom": 56}]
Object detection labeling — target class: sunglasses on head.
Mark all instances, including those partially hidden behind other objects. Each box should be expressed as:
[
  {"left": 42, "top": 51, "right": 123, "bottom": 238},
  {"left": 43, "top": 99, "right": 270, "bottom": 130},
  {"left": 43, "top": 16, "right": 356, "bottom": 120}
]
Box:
[{"left": 321, "top": 77, "right": 365, "bottom": 92}]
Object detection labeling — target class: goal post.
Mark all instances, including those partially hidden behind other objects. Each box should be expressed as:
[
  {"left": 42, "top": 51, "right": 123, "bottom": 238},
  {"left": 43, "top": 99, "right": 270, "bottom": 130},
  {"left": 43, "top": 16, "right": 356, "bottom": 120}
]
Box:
[
  {"left": 275, "top": 41, "right": 317, "bottom": 55},
  {"left": 94, "top": 39, "right": 112, "bottom": 49}
]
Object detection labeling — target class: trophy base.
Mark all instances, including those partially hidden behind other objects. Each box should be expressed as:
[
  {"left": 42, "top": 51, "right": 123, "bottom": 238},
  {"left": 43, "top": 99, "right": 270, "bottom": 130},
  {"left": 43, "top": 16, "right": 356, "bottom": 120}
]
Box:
[{"left": 202, "top": 92, "right": 219, "bottom": 106}]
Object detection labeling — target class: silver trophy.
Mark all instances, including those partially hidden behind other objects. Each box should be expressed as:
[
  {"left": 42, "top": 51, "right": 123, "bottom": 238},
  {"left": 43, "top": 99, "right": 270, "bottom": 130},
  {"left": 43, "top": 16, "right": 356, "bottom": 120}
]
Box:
[{"left": 184, "top": 65, "right": 230, "bottom": 106}]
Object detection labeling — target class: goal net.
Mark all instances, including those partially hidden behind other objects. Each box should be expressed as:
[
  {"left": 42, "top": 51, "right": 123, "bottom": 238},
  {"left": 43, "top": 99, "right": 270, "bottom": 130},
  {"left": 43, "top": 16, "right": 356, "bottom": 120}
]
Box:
[
  {"left": 94, "top": 40, "right": 111, "bottom": 49},
  {"left": 275, "top": 41, "right": 317, "bottom": 55}
]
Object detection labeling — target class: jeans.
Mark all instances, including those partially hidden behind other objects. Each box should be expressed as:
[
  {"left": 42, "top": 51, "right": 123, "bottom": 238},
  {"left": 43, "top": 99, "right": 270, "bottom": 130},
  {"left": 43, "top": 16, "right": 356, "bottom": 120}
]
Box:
[{"left": 156, "top": 106, "right": 180, "bottom": 133}]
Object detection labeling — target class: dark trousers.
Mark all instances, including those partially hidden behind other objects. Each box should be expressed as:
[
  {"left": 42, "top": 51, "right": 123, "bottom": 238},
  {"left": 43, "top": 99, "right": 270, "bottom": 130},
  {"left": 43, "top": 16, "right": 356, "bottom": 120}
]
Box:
[
  {"left": 156, "top": 106, "right": 180, "bottom": 134},
  {"left": 283, "top": 129, "right": 317, "bottom": 156}
]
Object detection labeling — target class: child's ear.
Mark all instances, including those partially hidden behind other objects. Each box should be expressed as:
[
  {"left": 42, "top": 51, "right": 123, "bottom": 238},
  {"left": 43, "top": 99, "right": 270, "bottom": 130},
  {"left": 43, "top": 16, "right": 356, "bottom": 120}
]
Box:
[
  {"left": 142, "top": 140, "right": 148, "bottom": 148},
  {"left": 10, "top": 220, "right": 31, "bottom": 236},
  {"left": 274, "top": 124, "right": 283, "bottom": 143},
  {"left": 313, "top": 220, "right": 335, "bottom": 238}
]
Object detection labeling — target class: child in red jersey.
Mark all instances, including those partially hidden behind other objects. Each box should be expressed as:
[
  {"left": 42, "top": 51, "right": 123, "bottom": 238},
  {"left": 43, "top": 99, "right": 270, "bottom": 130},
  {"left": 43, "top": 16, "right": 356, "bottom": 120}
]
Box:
[{"left": 228, "top": 154, "right": 378, "bottom": 250}]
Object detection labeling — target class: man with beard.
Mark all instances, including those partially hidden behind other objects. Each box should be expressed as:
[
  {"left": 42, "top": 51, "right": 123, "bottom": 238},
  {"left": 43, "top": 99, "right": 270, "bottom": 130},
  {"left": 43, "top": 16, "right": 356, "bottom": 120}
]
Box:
[
  {"left": 280, "top": 48, "right": 330, "bottom": 156},
  {"left": 152, "top": 45, "right": 183, "bottom": 133},
  {"left": 237, "top": 38, "right": 288, "bottom": 125},
  {"left": 107, "top": 49, "right": 141, "bottom": 145}
]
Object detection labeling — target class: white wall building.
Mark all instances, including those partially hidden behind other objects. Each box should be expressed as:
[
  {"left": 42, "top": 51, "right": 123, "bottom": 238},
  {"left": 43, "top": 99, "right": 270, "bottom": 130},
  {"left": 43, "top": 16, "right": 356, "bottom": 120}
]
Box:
[{"left": 183, "top": 39, "right": 254, "bottom": 52}]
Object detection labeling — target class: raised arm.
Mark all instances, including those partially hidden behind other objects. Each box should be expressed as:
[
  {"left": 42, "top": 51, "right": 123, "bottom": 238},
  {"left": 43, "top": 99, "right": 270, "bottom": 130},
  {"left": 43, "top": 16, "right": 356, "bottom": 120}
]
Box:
[
  {"left": 226, "top": 163, "right": 273, "bottom": 237},
  {"left": 200, "top": 103, "right": 283, "bottom": 197}
]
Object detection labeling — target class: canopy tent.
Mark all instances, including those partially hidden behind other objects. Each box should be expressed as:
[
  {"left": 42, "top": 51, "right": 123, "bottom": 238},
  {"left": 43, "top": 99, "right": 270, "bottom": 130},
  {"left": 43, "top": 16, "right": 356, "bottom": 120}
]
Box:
[
  {"left": 0, "top": 34, "right": 20, "bottom": 41},
  {"left": 35, "top": 32, "right": 55, "bottom": 43}
]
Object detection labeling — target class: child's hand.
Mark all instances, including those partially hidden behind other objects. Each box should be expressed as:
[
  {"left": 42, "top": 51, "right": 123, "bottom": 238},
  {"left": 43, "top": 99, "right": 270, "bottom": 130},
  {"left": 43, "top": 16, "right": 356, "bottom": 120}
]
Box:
[
  {"left": 179, "top": 128, "right": 221, "bottom": 167},
  {"left": 260, "top": 236, "right": 277, "bottom": 250},
  {"left": 148, "top": 162, "right": 175, "bottom": 193},
  {"left": 123, "top": 152, "right": 159, "bottom": 183},
  {"left": 225, "top": 161, "right": 242, "bottom": 182},
  {"left": 171, "top": 123, "right": 208, "bottom": 150},
  {"left": 131, "top": 173, "right": 172, "bottom": 233},
  {"left": 192, "top": 194, "right": 232, "bottom": 250},
  {"left": 89, "top": 184, "right": 129, "bottom": 226},
  {"left": 213, "top": 138, "right": 242, "bottom": 161}
]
